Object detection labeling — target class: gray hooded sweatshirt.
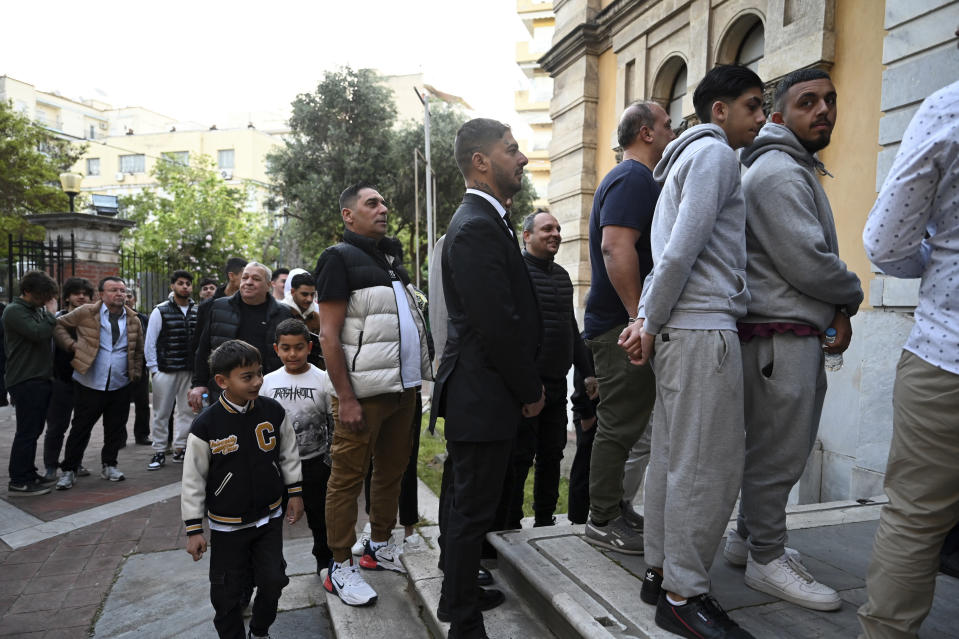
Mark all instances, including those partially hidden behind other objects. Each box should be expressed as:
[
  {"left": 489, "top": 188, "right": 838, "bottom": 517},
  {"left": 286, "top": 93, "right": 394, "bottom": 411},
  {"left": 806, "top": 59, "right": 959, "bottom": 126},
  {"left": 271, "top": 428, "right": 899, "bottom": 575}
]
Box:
[
  {"left": 639, "top": 124, "right": 749, "bottom": 334},
  {"left": 740, "top": 123, "right": 862, "bottom": 331}
]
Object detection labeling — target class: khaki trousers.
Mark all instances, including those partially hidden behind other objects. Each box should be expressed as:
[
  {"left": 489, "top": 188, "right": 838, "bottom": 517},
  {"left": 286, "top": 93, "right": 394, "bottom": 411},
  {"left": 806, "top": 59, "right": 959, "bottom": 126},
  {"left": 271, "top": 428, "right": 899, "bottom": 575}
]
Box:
[
  {"left": 859, "top": 351, "right": 959, "bottom": 638},
  {"left": 325, "top": 388, "right": 417, "bottom": 562}
]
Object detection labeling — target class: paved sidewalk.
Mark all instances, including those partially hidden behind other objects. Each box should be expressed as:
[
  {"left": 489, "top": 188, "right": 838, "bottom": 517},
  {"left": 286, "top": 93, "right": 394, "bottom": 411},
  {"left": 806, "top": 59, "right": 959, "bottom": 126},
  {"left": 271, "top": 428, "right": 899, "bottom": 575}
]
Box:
[{"left": 0, "top": 404, "right": 322, "bottom": 637}]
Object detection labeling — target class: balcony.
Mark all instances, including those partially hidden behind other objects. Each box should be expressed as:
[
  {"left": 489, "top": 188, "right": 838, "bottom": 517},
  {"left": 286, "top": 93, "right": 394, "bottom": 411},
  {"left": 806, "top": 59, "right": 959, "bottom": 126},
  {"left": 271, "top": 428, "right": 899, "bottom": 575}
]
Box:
[
  {"left": 517, "top": 0, "right": 553, "bottom": 16},
  {"left": 515, "top": 90, "right": 550, "bottom": 113}
]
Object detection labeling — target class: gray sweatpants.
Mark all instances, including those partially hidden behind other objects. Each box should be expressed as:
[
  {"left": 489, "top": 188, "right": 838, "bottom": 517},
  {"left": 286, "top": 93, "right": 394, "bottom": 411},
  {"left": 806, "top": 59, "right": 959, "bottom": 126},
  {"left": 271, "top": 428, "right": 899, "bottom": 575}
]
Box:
[
  {"left": 737, "top": 333, "right": 825, "bottom": 564},
  {"left": 644, "top": 328, "right": 745, "bottom": 598}
]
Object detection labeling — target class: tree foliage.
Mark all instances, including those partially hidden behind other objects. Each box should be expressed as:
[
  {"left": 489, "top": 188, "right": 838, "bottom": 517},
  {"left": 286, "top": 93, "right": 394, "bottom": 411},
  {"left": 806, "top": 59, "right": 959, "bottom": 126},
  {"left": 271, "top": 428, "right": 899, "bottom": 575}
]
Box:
[
  {"left": 120, "top": 154, "right": 270, "bottom": 279},
  {"left": 266, "top": 67, "right": 397, "bottom": 258},
  {"left": 267, "top": 68, "right": 538, "bottom": 279},
  {"left": 0, "top": 100, "right": 86, "bottom": 240}
]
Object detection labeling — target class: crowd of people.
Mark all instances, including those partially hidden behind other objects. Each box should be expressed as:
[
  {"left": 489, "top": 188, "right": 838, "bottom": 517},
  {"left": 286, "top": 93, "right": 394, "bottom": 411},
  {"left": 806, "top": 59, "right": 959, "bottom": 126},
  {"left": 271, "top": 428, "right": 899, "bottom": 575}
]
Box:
[{"left": 3, "top": 61, "right": 957, "bottom": 639}]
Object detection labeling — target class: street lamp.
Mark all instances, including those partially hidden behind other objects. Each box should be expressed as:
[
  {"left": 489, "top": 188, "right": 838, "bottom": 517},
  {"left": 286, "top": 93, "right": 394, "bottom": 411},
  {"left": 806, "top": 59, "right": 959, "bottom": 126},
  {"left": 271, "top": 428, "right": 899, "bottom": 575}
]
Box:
[{"left": 59, "top": 172, "right": 83, "bottom": 213}]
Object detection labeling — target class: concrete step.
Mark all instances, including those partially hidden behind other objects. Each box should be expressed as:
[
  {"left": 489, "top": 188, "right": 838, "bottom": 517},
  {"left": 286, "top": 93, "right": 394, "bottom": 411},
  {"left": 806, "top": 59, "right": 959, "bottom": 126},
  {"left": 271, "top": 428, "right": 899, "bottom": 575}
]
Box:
[
  {"left": 404, "top": 525, "right": 557, "bottom": 639},
  {"left": 486, "top": 498, "right": 959, "bottom": 639}
]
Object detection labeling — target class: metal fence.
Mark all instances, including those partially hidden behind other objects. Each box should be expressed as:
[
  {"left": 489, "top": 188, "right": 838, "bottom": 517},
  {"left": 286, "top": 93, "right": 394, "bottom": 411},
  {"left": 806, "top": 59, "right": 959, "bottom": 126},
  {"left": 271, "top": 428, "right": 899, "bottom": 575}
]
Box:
[
  {"left": 119, "top": 251, "right": 204, "bottom": 312},
  {"left": 4, "top": 234, "right": 75, "bottom": 302}
]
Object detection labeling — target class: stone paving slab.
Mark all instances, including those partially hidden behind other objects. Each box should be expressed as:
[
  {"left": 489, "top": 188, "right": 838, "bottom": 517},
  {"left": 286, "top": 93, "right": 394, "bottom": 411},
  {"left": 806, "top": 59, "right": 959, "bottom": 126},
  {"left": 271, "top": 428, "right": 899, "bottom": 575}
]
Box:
[
  {"left": 489, "top": 508, "right": 959, "bottom": 639},
  {"left": 404, "top": 525, "right": 556, "bottom": 639}
]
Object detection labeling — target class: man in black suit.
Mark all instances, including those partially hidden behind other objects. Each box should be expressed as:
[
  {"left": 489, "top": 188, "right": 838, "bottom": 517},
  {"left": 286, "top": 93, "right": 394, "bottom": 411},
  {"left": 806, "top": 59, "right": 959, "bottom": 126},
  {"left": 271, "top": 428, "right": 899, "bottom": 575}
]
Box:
[{"left": 431, "top": 118, "right": 544, "bottom": 639}]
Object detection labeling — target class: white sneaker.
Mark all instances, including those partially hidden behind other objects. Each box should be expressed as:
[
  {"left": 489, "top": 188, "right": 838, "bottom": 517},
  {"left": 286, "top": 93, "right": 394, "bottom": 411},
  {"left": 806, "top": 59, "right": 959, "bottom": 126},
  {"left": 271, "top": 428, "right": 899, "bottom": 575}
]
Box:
[
  {"left": 56, "top": 470, "right": 76, "bottom": 490},
  {"left": 100, "top": 465, "right": 125, "bottom": 482},
  {"left": 359, "top": 540, "right": 406, "bottom": 573},
  {"left": 403, "top": 533, "right": 424, "bottom": 551},
  {"left": 324, "top": 560, "right": 377, "bottom": 606},
  {"left": 724, "top": 529, "right": 800, "bottom": 567},
  {"left": 744, "top": 552, "right": 841, "bottom": 611},
  {"left": 351, "top": 522, "right": 371, "bottom": 556}
]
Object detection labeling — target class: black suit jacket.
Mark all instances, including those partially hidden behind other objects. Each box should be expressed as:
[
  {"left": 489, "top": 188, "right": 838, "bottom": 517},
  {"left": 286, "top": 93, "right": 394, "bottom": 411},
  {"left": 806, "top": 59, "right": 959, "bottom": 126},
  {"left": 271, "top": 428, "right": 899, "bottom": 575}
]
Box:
[{"left": 431, "top": 193, "right": 542, "bottom": 442}]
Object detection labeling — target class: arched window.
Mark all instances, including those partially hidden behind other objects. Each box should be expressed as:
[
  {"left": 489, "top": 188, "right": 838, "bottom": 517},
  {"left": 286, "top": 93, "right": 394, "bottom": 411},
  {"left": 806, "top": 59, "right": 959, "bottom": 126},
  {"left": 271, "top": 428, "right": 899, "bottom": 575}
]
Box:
[
  {"left": 736, "top": 21, "right": 765, "bottom": 71},
  {"left": 667, "top": 64, "right": 687, "bottom": 126}
]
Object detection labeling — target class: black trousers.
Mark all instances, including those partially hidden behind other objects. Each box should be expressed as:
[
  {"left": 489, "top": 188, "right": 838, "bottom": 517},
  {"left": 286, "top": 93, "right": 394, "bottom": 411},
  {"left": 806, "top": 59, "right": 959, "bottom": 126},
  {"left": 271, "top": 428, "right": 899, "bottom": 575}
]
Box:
[
  {"left": 504, "top": 386, "right": 568, "bottom": 528},
  {"left": 62, "top": 382, "right": 131, "bottom": 472},
  {"left": 302, "top": 456, "right": 332, "bottom": 567},
  {"left": 43, "top": 378, "right": 75, "bottom": 470},
  {"left": 439, "top": 438, "right": 512, "bottom": 638},
  {"left": 8, "top": 379, "right": 52, "bottom": 484},
  {"left": 209, "top": 516, "right": 289, "bottom": 639},
  {"left": 568, "top": 418, "right": 596, "bottom": 525},
  {"left": 130, "top": 369, "right": 150, "bottom": 441},
  {"left": 361, "top": 391, "right": 422, "bottom": 527}
]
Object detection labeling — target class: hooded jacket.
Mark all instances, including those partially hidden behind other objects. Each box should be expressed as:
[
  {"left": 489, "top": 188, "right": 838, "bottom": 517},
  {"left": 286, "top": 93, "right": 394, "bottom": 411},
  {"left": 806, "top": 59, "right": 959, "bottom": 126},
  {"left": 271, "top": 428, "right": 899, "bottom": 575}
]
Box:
[
  {"left": 740, "top": 123, "right": 862, "bottom": 330},
  {"left": 639, "top": 124, "right": 750, "bottom": 334}
]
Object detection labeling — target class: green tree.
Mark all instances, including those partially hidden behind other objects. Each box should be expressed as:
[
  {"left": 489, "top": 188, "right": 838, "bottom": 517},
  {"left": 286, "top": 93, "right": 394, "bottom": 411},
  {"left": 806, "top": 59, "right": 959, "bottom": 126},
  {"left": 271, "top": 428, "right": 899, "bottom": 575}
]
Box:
[
  {"left": 120, "top": 154, "right": 269, "bottom": 278},
  {"left": 266, "top": 67, "right": 398, "bottom": 259},
  {"left": 0, "top": 100, "right": 85, "bottom": 240}
]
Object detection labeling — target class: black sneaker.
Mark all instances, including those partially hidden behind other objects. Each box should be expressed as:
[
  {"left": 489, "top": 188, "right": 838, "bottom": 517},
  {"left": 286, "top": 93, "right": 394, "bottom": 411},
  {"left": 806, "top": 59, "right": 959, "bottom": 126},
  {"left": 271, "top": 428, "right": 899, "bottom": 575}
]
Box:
[
  {"left": 34, "top": 473, "right": 57, "bottom": 486},
  {"left": 8, "top": 480, "right": 51, "bottom": 496},
  {"left": 172, "top": 449, "right": 185, "bottom": 463},
  {"left": 620, "top": 500, "right": 645, "bottom": 532},
  {"left": 641, "top": 568, "right": 663, "bottom": 605},
  {"left": 148, "top": 452, "right": 165, "bottom": 471},
  {"left": 655, "top": 592, "right": 755, "bottom": 638},
  {"left": 437, "top": 587, "right": 505, "bottom": 622}
]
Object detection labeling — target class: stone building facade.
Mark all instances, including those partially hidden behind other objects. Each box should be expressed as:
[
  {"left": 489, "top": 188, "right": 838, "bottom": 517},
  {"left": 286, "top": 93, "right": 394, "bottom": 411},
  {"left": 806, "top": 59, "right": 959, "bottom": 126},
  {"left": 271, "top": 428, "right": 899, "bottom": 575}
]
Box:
[{"left": 540, "top": 0, "right": 959, "bottom": 502}]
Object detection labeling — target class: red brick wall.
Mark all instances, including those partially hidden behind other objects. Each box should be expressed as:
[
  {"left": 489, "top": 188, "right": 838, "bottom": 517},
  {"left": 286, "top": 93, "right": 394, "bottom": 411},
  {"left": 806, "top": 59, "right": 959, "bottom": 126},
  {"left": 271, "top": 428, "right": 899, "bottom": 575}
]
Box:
[{"left": 72, "top": 261, "right": 121, "bottom": 286}]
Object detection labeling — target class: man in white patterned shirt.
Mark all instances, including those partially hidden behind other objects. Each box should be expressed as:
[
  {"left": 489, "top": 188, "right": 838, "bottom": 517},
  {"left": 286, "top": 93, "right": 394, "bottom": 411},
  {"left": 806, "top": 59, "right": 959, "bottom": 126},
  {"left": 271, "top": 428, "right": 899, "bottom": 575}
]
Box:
[{"left": 859, "top": 69, "right": 959, "bottom": 638}]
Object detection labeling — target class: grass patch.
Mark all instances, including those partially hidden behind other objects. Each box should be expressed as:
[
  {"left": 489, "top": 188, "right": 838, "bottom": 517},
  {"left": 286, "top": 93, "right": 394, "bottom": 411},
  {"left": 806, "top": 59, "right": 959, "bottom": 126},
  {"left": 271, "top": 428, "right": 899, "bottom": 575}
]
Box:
[{"left": 417, "top": 414, "right": 569, "bottom": 517}]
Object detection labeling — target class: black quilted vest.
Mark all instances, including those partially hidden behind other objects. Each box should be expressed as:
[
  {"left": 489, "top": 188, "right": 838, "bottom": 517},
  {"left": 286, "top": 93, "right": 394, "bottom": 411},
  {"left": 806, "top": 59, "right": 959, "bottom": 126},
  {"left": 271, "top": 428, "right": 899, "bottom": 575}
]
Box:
[
  {"left": 156, "top": 299, "right": 197, "bottom": 372},
  {"left": 523, "top": 250, "right": 575, "bottom": 381}
]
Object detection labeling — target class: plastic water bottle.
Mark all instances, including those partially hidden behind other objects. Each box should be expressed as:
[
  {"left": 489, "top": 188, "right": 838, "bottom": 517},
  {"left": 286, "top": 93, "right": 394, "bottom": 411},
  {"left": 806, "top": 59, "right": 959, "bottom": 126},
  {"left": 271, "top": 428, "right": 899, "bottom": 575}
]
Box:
[{"left": 823, "top": 328, "right": 843, "bottom": 372}]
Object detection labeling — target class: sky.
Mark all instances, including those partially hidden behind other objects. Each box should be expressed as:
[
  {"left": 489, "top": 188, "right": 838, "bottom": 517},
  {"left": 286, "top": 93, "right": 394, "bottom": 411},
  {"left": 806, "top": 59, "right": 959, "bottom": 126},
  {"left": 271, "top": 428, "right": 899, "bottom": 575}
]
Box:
[{"left": 2, "top": 0, "right": 535, "bottom": 132}]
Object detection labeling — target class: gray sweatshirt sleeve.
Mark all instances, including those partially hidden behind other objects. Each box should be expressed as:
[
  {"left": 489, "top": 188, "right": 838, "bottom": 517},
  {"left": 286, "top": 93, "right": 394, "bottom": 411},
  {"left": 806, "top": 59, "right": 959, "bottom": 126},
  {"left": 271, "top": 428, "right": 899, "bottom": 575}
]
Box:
[
  {"left": 641, "top": 144, "right": 740, "bottom": 335},
  {"left": 749, "top": 177, "right": 863, "bottom": 312}
]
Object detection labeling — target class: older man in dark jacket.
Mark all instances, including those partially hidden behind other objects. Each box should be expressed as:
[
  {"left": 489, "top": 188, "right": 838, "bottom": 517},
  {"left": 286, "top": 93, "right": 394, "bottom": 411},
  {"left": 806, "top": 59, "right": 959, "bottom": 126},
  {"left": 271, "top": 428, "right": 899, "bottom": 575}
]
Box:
[
  {"left": 503, "top": 210, "right": 593, "bottom": 529},
  {"left": 188, "top": 262, "right": 293, "bottom": 411}
]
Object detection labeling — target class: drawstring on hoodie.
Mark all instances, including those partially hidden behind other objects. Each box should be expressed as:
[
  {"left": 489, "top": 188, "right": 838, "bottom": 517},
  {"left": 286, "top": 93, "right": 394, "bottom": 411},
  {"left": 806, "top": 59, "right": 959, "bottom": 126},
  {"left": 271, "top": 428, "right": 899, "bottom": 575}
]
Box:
[{"left": 814, "top": 159, "right": 834, "bottom": 178}]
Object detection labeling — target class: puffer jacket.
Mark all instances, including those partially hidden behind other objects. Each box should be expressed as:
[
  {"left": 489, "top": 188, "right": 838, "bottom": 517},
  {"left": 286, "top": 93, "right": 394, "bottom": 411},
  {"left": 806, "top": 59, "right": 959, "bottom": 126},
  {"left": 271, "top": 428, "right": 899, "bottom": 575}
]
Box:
[
  {"left": 319, "top": 230, "right": 433, "bottom": 399},
  {"left": 53, "top": 301, "right": 145, "bottom": 382}
]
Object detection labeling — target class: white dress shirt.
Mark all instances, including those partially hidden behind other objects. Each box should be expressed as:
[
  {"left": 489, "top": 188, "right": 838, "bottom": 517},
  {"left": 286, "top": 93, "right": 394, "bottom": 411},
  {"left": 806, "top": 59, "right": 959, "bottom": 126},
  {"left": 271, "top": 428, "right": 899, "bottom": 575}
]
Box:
[{"left": 466, "top": 188, "right": 513, "bottom": 236}]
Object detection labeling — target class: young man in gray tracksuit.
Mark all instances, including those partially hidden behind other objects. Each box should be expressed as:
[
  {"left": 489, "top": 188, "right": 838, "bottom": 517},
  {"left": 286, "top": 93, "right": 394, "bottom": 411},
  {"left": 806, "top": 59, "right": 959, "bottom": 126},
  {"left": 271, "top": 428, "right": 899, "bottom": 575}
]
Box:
[
  {"left": 728, "top": 68, "right": 863, "bottom": 611},
  {"left": 621, "top": 64, "right": 766, "bottom": 639}
]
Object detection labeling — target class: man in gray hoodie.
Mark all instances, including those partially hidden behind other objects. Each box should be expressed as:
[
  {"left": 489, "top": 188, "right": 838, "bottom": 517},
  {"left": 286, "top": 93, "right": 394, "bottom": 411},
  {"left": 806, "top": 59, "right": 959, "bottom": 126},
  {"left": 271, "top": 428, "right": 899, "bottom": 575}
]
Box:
[
  {"left": 730, "top": 69, "right": 863, "bottom": 611},
  {"left": 621, "top": 64, "right": 765, "bottom": 639}
]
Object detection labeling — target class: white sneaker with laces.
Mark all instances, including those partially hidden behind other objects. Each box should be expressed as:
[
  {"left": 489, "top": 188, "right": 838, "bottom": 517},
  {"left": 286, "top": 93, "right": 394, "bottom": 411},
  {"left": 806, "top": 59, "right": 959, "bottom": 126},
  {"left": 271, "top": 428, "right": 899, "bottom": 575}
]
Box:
[
  {"left": 359, "top": 540, "right": 406, "bottom": 573},
  {"left": 56, "top": 470, "right": 76, "bottom": 490},
  {"left": 100, "top": 465, "right": 125, "bottom": 482},
  {"left": 724, "top": 528, "right": 800, "bottom": 567},
  {"left": 744, "top": 552, "right": 841, "bottom": 611},
  {"left": 351, "top": 522, "right": 371, "bottom": 556},
  {"left": 324, "top": 560, "right": 377, "bottom": 606}
]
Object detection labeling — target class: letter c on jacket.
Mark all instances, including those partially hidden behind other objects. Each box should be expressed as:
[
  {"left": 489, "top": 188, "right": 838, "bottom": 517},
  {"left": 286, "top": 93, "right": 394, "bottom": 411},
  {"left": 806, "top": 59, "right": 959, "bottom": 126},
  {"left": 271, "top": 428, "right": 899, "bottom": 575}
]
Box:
[{"left": 255, "top": 422, "right": 276, "bottom": 452}]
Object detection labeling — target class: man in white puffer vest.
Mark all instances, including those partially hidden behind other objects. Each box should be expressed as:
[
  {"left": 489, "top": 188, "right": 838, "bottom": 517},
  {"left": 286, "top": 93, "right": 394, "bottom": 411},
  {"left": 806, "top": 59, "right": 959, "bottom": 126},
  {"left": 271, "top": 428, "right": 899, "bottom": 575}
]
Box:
[{"left": 314, "top": 181, "right": 433, "bottom": 607}]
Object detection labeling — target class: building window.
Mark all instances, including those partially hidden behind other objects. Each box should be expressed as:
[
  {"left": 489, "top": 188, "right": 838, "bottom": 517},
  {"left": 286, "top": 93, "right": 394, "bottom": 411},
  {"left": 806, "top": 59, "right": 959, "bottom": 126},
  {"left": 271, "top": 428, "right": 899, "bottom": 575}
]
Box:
[
  {"left": 736, "top": 21, "right": 765, "bottom": 72},
  {"left": 668, "top": 64, "right": 688, "bottom": 127},
  {"left": 86, "top": 158, "right": 100, "bottom": 176},
  {"left": 119, "top": 154, "right": 146, "bottom": 174},
  {"left": 88, "top": 125, "right": 96, "bottom": 139},
  {"left": 218, "top": 149, "right": 235, "bottom": 170},
  {"left": 163, "top": 151, "right": 189, "bottom": 166}
]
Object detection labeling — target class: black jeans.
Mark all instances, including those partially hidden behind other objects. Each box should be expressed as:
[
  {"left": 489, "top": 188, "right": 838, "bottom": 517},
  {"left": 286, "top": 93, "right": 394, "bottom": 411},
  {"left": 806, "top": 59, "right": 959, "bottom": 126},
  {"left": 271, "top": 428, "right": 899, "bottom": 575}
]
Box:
[
  {"left": 43, "top": 378, "right": 75, "bottom": 470},
  {"left": 62, "top": 382, "right": 131, "bottom": 472},
  {"left": 301, "top": 456, "right": 332, "bottom": 567},
  {"left": 130, "top": 369, "right": 150, "bottom": 441},
  {"left": 8, "top": 379, "right": 52, "bottom": 484},
  {"left": 439, "top": 438, "right": 512, "bottom": 638},
  {"left": 209, "top": 516, "right": 289, "bottom": 639},
  {"left": 568, "top": 418, "right": 596, "bottom": 525},
  {"left": 505, "top": 384, "right": 569, "bottom": 528}
]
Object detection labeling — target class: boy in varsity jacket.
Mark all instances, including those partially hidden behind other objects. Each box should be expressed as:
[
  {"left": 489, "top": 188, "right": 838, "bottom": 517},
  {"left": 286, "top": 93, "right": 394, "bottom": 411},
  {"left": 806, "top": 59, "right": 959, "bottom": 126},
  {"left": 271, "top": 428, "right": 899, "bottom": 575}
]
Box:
[{"left": 181, "top": 339, "right": 303, "bottom": 639}]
